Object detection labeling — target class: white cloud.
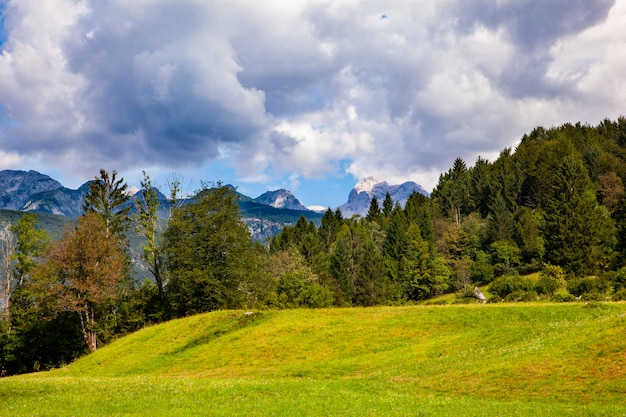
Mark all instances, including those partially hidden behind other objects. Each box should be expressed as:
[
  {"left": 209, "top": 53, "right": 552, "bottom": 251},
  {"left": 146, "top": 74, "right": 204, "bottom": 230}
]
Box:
[
  {"left": 0, "top": 0, "right": 622, "bottom": 199},
  {"left": 547, "top": 0, "right": 626, "bottom": 120}
]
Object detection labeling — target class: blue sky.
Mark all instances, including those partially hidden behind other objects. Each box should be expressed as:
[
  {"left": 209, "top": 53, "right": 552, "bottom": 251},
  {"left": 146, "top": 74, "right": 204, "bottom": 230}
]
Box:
[{"left": 1, "top": 0, "right": 625, "bottom": 208}]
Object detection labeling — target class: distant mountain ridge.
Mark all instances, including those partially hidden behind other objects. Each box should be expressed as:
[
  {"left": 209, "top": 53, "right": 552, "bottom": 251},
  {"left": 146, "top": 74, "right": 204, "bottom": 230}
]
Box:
[
  {"left": 255, "top": 189, "right": 308, "bottom": 211},
  {"left": 338, "top": 176, "right": 430, "bottom": 217},
  {"left": 0, "top": 170, "right": 63, "bottom": 210},
  {"left": 0, "top": 170, "right": 430, "bottom": 239}
]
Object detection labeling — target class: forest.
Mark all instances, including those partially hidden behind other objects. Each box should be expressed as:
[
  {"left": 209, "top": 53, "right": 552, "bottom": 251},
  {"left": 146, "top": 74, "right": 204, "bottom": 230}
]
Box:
[{"left": 2, "top": 117, "right": 626, "bottom": 375}]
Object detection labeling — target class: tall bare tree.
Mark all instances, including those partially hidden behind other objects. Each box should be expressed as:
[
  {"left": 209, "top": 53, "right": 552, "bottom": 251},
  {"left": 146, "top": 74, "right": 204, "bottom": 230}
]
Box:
[
  {"left": 135, "top": 171, "right": 165, "bottom": 301},
  {"left": 0, "top": 223, "right": 16, "bottom": 323}
]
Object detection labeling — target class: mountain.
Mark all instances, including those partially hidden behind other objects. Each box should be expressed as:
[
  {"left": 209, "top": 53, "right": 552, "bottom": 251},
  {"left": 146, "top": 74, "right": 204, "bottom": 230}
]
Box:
[
  {"left": 338, "top": 176, "right": 430, "bottom": 217},
  {"left": 0, "top": 170, "right": 428, "bottom": 240},
  {"left": 255, "top": 189, "right": 309, "bottom": 211},
  {"left": 21, "top": 182, "right": 92, "bottom": 217},
  {"left": 0, "top": 170, "right": 63, "bottom": 210}
]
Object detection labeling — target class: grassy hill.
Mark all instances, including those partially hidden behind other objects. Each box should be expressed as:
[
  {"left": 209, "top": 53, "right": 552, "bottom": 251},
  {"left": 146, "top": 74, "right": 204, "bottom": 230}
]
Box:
[{"left": 2, "top": 304, "right": 626, "bottom": 416}]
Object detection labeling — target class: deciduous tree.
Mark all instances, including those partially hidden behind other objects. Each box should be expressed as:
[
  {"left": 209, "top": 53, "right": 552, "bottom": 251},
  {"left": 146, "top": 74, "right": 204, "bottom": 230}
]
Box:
[
  {"left": 134, "top": 172, "right": 165, "bottom": 303},
  {"left": 163, "top": 184, "right": 258, "bottom": 316},
  {"left": 31, "top": 213, "right": 126, "bottom": 352}
]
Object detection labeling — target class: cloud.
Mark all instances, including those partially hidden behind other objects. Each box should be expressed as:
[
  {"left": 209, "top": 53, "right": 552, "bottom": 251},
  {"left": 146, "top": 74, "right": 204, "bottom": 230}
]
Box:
[{"left": 0, "top": 0, "right": 621, "bottom": 193}]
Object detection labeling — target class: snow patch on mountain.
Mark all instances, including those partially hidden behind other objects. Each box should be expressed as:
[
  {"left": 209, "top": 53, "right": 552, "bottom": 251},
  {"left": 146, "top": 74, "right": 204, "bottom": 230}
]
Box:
[
  {"left": 354, "top": 176, "right": 381, "bottom": 194},
  {"left": 337, "top": 177, "right": 429, "bottom": 218}
]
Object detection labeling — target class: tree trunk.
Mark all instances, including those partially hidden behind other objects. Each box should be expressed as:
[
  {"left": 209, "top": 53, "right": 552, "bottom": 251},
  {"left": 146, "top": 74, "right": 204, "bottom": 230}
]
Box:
[
  {"left": 86, "top": 330, "right": 98, "bottom": 353},
  {"left": 78, "top": 306, "right": 98, "bottom": 353},
  {"left": 1, "top": 233, "right": 15, "bottom": 324}
]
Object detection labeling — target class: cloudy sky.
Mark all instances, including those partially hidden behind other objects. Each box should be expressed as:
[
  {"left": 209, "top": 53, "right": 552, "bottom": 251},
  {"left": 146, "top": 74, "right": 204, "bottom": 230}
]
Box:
[{"left": 0, "top": 0, "right": 625, "bottom": 208}]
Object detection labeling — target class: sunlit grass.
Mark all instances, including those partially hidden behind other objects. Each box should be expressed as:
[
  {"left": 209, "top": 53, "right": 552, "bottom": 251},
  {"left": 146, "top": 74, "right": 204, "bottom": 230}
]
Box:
[{"left": 2, "top": 303, "right": 626, "bottom": 416}]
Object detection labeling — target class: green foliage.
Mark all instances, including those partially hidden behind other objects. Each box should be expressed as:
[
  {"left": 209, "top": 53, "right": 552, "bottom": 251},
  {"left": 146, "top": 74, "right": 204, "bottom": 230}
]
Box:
[
  {"left": 613, "top": 265, "right": 626, "bottom": 290},
  {"left": 489, "top": 274, "right": 535, "bottom": 300},
  {"left": 567, "top": 276, "right": 610, "bottom": 299},
  {"left": 10, "top": 213, "right": 51, "bottom": 285},
  {"left": 535, "top": 264, "right": 566, "bottom": 296},
  {"left": 268, "top": 249, "right": 333, "bottom": 309},
  {"left": 489, "top": 240, "right": 521, "bottom": 275},
  {"left": 365, "top": 195, "right": 382, "bottom": 223},
  {"left": 82, "top": 169, "right": 131, "bottom": 238},
  {"left": 542, "top": 155, "right": 616, "bottom": 275},
  {"left": 469, "top": 256, "right": 495, "bottom": 285},
  {"left": 432, "top": 157, "right": 470, "bottom": 224},
  {"left": 163, "top": 184, "right": 261, "bottom": 317},
  {"left": 2, "top": 286, "right": 86, "bottom": 374},
  {"left": 550, "top": 289, "right": 576, "bottom": 302},
  {"left": 513, "top": 207, "right": 544, "bottom": 264},
  {"left": 134, "top": 171, "right": 165, "bottom": 302}
]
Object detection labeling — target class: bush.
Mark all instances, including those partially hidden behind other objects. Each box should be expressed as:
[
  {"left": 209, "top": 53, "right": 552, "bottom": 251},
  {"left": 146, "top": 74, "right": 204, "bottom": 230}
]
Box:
[
  {"left": 504, "top": 290, "right": 538, "bottom": 302},
  {"left": 613, "top": 267, "right": 626, "bottom": 291},
  {"left": 551, "top": 289, "right": 576, "bottom": 302},
  {"left": 535, "top": 275, "right": 562, "bottom": 296},
  {"left": 537, "top": 265, "right": 566, "bottom": 296},
  {"left": 568, "top": 276, "right": 609, "bottom": 298},
  {"left": 580, "top": 292, "right": 605, "bottom": 302},
  {"left": 469, "top": 261, "right": 495, "bottom": 285},
  {"left": 612, "top": 287, "right": 626, "bottom": 301},
  {"left": 489, "top": 274, "right": 534, "bottom": 300}
]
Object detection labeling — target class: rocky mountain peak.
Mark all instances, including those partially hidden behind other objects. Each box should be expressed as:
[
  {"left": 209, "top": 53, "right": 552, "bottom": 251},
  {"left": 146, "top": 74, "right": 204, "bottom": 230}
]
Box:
[
  {"left": 338, "top": 177, "right": 429, "bottom": 218},
  {"left": 354, "top": 176, "right": 382, "bottom": 194},
  {"left": 0, "top": 170, "right": 63, "bottom": 211},
  {"left": 255, "top": 189, "right": 308, "bottom": 211}
]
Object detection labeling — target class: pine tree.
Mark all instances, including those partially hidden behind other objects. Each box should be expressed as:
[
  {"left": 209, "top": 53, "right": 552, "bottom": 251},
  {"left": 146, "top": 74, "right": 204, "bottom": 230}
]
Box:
[
  {"left": 82, "top": 169, "right": 131, "bottom": 239},
  {"left": 382, "top": 192, "right": 394, "bottom": 218},
  {"left": 366, "top": 196, "right": 383, "bottom": 224},
  {"left": 543, "top": 155, "right": 616, "bottom": 275}
]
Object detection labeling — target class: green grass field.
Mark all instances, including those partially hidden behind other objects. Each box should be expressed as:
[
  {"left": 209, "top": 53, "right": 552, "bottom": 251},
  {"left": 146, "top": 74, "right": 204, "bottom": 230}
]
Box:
[{"left": 2, "top": 303, "right": 626, "bottom": 416}]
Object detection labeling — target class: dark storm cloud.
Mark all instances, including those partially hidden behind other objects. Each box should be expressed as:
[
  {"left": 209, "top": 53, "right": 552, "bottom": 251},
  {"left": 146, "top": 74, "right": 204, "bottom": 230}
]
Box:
[
  {"left": 0, "top": 0, "right": 624, "bottom": 190},
  {"left": 448, "top": 0, "right": 615, "bottom": 98}
]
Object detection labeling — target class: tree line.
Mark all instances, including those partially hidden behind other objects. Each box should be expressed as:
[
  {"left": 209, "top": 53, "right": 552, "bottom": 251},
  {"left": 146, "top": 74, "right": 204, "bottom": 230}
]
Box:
[{"left": 2, "top": 117, "right": 626, "bottom": 374}]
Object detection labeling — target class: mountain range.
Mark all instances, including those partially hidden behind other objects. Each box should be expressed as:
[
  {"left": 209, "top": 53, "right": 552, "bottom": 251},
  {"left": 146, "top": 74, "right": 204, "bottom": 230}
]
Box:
[
  {"left": 338, "top": 176, "right": 430, "bottom": 218},
  {"left": 0, "top": 170, "right": 429, "bottom": 240}
]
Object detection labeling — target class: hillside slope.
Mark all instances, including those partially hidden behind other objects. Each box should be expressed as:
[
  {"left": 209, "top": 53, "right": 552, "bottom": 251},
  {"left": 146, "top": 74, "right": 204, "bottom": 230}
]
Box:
[
  {"left": 60, "top": 304, "right": 626, "bottom": 402},
  {"left": 4, "top": 304, "right": 626, "bottom": 416}
]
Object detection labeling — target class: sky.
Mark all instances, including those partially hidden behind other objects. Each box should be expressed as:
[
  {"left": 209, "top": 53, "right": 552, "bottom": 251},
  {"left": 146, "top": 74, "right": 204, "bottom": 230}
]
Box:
[{"left": 0, "top": 0, "right": 625, "bottom": 209}]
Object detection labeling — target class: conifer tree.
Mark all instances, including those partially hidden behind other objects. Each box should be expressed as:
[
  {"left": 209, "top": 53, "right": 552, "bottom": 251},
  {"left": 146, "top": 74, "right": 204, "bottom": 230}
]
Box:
[
  {"left": 382, "top": 192, "right": 394, "bottom": 218},
  {"left": 543, "top": 155, "right": 616, "bottom": 275},
  {"left": 83, "top": 169, "right": 131, "bottom": 239},
  {"left": 366, "top": 196, "right": 383, "bottom": 224}
]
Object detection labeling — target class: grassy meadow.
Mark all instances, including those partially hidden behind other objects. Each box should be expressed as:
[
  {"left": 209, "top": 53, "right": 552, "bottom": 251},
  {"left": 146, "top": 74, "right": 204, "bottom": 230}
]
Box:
[{"left": 2, "top": 303, "right": 626, "bottom": 416}]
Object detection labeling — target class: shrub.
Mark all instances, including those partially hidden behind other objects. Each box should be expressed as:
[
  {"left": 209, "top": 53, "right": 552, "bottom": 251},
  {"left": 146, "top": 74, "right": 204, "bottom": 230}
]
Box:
[
  {"left": 469, "top": 261, "right": 495, "bottom": 285},
  {"left": 504, "top": 290, "right": 538, "bottom": 302},
  {"left": 551, "top": 289, "right": 576, "bottom": 302},
  {"left": 568, "top": 276, "right": 609, "bottom": 298},
  {"left": 489, "top": 274, "right": 535, "bottom": 300},
  {"left": 613, "top": 267, "right": 626, "bottom": 291},
  {"left": 535, "top": 275, "right": 562, "bottom": 296},
  {"left": 612, "top": 287, "right": 626, "bottom": 301}
]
